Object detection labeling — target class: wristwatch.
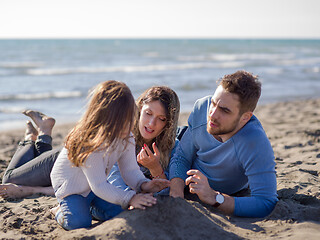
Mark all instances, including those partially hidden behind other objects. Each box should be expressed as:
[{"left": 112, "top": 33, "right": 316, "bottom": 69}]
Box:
[{"left": 213, "top": 192, "right": 224, "bottom": 208}]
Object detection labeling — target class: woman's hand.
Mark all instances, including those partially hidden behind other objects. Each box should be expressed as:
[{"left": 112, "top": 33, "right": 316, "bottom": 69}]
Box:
[
  {"left": 141, "top": 179, "right": 170, "bottom": 193},
  {"left": 137, "top": 143, "right": 165, "bottom": 178},
  {"left": 128, "top": 193, "right": 157, "bottom": 210},
  {"left": 137, "top": 143, "right": 161, "bottom": 169}
]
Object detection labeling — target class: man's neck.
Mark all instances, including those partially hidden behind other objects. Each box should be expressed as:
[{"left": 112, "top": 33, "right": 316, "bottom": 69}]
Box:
[{"left": 213, "top": 135, "right": 223, "bottom": 142}]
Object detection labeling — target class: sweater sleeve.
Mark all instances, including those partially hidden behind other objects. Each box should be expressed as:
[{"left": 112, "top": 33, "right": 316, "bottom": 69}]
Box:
[
  {"left": 169, "top": 97, "right": 209, "bottom": 181},
  {"left": 117, "top": 140, "right": 149, "bottom": 192},
  {"left": 169, "top": 116, "right": 197, "bottom": 181},
  {"left": 234, "top": 172, "right": 278, "bottom": 217},
  {"left": 81, "top": 149, "right": 137, "bottom": 209}
]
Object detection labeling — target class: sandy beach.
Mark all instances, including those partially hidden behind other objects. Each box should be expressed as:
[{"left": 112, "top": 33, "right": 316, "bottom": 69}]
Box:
[{"left": 0, "top": 98, "right": 320, "bottom": 239}]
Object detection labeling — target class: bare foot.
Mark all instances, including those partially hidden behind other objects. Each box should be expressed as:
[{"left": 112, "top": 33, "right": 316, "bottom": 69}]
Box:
[
  {"left": 22, "top": 110, "right": 56, "bottom": 136},
  {"left": 0, "top": 183, "right": 54, "bottom": 199},
  {"left": 50, "top": 205, "right": 60, "bottom": 217},
  {"left": 0, "top": 183, "right": 35, "bottom": 199},
  {"left": 24, "top": 120, "right": 38, "bottom": 141}
]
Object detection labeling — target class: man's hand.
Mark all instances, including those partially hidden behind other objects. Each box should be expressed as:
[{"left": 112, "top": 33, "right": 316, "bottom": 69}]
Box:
[
  {"left": 128, "top": 193, "right": 157, "bottom": 210},
  {"left": 140, "top": 179, "right": 170, "bottom": 193},
  {"left": 169, "top": 178, "right": 185, "bottom": 198},
  {"left": 186, "top": 169, "right": 235, "bottom": 214},
  {"left": 185, "top": 169, "right": 216, "bottom": 205}
]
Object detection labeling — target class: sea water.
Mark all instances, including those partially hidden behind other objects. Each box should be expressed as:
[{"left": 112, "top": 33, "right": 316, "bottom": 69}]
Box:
[{"left": 0, "top": 39, "right": 319, "bottom": 130}]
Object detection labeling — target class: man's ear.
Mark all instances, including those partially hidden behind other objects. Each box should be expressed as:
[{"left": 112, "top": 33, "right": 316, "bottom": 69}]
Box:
[{"left": 241, "top": 111, "right": 253, "bottom": 123}]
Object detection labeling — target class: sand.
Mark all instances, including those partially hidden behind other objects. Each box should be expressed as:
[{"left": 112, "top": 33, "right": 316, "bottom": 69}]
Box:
[{"left": 0, "top": 98, "right": 320, "bottom": 239}]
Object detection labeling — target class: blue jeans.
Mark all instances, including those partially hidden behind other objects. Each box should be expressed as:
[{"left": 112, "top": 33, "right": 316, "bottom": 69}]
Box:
[
  {"left": 107, "top": 163, "right": 131, "bottom": 191},
  {"left": 55, "top": 191, "right": 123, "bottom": 230}
]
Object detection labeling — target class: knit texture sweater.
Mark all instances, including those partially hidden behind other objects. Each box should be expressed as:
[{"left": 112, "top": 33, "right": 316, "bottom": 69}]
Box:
[
  {"left": 169, "top": 96, "right": 278, "bottom": 217},
  {"left": 51, "top": 135, "right": 148, "bottom": 209}
]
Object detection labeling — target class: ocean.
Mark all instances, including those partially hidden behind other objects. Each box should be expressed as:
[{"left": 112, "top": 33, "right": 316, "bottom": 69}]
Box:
[{"left": 0, "top": 39, "right": 319, "bottom": 130}]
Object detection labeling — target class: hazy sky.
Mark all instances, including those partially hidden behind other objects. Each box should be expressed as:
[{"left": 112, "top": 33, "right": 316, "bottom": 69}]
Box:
[{"left": 1, "top": 0, "right": 319, "bottom": 39}]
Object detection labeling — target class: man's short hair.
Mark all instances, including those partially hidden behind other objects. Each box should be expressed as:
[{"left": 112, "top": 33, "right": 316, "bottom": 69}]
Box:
[{"left": 218, "top": 70, "right": 261, "bottom": 114}]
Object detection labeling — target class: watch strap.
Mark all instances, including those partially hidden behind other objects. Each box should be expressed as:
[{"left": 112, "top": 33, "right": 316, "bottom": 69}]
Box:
[
  {"left": 213, "top": 201, "right": 221, "bottom": 208},
  {"left": 213, "top": 192, "right": 223, "bottom": 208}
]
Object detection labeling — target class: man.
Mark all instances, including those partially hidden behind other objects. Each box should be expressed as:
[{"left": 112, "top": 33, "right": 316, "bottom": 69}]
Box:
[{"left": 169, "top": 70, "right": 277, "bottom": 217}]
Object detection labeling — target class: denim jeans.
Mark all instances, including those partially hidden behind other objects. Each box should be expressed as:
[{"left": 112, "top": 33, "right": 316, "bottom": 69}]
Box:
[
  {"left": 55, "top": 191, "right": 123, "bottom": 230},
  {"left": 2, "top": 135, "right": 60, "bottom": 186},
  {"left": 107, "top": 163, "right": 131, "bottom": 191}
]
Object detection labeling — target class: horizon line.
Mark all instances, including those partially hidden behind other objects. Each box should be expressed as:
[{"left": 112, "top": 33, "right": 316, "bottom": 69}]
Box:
[{"left": 0, "top": 36, "right": 320, "bottom": 40}]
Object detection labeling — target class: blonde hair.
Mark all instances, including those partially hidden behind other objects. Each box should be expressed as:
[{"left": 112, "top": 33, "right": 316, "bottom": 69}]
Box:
[
  {"left": 133, "top": 86, "right": 180, "bottom": 169},
  {"left": 65, "top": 80, "right": 135, "bottom": 167}
]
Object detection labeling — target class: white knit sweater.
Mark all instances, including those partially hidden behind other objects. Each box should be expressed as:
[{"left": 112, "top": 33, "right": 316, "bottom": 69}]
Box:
[{"left": 50, "top": 135, "right": 148, "bottom": 209}]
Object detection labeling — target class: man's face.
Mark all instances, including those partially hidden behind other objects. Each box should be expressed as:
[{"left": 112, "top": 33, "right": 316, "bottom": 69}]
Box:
[{"left": 207, "top": 85, "right": 243, "bottom": 142}]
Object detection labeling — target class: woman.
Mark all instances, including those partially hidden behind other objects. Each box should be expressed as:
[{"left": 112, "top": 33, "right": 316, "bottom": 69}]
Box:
[
  {"left": 136, "top": 86, "right": 180, "bottom": 179},
  {"left": 107, "top": 86, "right": 180, "bottom": 193},
  {"left": 0, "top": 86, "right": 180, "bottom": 199}
]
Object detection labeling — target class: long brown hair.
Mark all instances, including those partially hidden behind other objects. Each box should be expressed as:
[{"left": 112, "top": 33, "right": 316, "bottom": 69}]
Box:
[
  {"left": 65, "top": 80, "right": 135, "bottom": 167},
  {"left": 133, "top": 86, "right": 180, "bottom": 169}
]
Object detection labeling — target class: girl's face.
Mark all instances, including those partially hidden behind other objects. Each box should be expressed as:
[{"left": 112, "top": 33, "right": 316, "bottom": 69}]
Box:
[{"left": 138, "top": 100, "right": 167, "bottom": 144}]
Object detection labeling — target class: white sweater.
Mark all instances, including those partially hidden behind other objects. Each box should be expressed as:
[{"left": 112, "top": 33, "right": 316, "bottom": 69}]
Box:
[{"left": 50, "top": 135, "right": 148, "bottom": 209}]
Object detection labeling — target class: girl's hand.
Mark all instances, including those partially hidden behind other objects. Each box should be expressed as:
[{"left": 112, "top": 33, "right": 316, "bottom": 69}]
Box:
[
  {"left": 137, "top": 143, "right": 164, "bottom": 178},
  {"left": 128, "top": 193, "right": 157, "bottom": 210},
  {"left": 141, "top": 179, "right": 170, "bottom": 193}
]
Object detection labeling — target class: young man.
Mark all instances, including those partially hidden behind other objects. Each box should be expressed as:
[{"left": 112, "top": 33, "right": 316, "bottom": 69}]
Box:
[{"left": 169, "top": 70, "right": 278, "bottom": 217}]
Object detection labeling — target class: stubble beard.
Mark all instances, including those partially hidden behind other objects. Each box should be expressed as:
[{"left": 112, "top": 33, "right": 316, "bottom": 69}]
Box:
[{"left": 207, "top": 117, "right": 240, "bottom": 137}]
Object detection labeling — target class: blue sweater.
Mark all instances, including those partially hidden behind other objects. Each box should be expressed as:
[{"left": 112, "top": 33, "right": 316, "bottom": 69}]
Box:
[{"left": 169, "top": 96, "right": 278, "bottom": 217}]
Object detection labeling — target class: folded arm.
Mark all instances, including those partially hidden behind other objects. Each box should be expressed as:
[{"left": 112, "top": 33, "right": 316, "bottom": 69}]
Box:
[{"left": 233, "top": 171, "right": 278, "bottom": 217}]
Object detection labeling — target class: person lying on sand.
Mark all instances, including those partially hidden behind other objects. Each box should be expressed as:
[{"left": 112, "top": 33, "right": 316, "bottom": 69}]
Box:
[
  {"left": 169, "top": 70, "right": 278, "bottom": 218},
  {"left": 0, "top": 86, "right": 181, "bottom": 199},
  {"left": 0, "top": 110, "right": 58, "bottom": 198}
]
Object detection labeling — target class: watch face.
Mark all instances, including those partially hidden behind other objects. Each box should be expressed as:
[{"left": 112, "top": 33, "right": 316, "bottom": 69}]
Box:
[{"left": 216, "top": 194, "right": 224, "bottom": 204}]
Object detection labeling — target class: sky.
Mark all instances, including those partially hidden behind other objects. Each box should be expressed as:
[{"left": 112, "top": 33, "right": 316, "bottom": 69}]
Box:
[{"left": 0, "top": 0, "right": 319, "bottom": 39}]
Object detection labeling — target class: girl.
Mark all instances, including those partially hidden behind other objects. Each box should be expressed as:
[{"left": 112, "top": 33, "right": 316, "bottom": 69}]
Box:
[{"left": 49, "top": 80, "right": 169, "bottom": 230}]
